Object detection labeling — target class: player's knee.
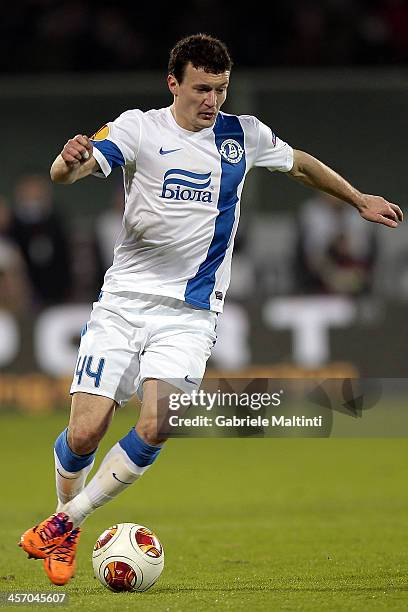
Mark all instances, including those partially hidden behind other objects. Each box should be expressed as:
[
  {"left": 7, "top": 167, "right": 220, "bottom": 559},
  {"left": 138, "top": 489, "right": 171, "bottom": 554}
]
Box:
[
  {"left": 136, "top": 420, "right": 167, "bottom": 446},
  {"left": 67, "top": 426, "right": 99, "bottom": 455}
]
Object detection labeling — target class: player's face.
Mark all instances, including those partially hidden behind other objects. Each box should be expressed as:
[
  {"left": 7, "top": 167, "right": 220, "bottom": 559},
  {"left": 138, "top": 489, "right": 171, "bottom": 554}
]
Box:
[{"left": 168, "top": 63, "right": 230, "bottom": 132}]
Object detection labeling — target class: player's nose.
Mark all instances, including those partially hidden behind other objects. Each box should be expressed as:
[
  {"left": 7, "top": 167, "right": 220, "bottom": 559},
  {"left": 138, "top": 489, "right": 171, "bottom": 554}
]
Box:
[{"left": 204, "top": 90, "right": 216, "bottom": 107}]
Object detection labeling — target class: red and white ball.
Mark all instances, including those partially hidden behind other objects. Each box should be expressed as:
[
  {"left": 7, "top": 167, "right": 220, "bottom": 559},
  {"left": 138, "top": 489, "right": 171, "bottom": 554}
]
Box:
[{"left": 92, "top": 523, "right": 164, "bottom": 592}]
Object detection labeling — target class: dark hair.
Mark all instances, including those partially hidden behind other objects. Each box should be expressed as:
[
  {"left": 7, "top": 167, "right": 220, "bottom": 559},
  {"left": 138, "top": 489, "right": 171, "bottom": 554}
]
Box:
[{"left": 168, "top": 33, "right": 232, "bottom": 83}]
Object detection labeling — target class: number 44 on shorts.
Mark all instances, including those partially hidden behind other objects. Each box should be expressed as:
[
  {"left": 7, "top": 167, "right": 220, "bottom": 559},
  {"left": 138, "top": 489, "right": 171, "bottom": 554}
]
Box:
[{"left": 75, "top": 355, "right": 105, "bottom": 388}]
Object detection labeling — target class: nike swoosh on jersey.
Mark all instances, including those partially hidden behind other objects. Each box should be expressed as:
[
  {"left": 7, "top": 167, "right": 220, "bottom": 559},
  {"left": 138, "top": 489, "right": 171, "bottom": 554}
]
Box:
[
  {"left": 184, "top": 375, "right": 198, "bottom": 385},
  {"left": 159, "top": 147, "right": 182, "bottom": 155}
]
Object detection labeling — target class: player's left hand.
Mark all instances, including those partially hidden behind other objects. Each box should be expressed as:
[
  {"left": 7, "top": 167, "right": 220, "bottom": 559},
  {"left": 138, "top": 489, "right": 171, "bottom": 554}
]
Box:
[{"left": 358, "top": 194, "right": 403, "bottom": 228}]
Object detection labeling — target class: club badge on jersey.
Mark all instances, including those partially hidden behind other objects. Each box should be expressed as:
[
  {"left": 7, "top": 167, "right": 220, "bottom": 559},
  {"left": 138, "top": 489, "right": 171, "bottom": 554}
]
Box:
[{"left": 219, "top": 139, "right": 244, "bottom": 164}]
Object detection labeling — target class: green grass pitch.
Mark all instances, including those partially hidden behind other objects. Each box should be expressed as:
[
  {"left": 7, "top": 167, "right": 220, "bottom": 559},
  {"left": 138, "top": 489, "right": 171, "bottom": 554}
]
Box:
[{"left": 0, "top": 409, "right": 407, "bottom": 611}]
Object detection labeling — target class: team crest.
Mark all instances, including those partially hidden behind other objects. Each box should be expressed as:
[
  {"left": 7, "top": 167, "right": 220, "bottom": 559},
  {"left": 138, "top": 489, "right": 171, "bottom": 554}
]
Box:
[
  {"left": 90, "top": 124, "right": 109, "bottom": 141},
  {"left": 220, "top": 139, "right": 244, "bottom": 164}
]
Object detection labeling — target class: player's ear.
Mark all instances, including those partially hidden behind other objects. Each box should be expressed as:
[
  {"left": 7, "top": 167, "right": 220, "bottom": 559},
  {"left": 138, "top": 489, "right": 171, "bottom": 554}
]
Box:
[{"left": 167, "top": 74, "right": 179, "bottom": 97}]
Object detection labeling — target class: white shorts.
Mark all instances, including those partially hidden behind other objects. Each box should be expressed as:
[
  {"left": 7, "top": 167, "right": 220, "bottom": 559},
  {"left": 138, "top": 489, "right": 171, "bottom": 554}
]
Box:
[{"left": 70, "top": 291, "right": 217, "bottom": 406}]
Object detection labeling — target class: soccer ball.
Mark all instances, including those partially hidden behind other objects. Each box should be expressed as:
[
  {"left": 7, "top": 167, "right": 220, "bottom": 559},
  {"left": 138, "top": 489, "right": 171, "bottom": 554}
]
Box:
[{"left": 92, "top": 523, "right": 164, "bottom": 592}]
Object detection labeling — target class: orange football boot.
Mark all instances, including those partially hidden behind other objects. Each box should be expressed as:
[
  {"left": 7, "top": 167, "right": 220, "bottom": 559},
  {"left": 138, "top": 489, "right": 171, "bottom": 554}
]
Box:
[
  {"left": 43, "top": 528, "right": 81, "bottom": 586},
  {"left": 19, "top": 512, "right": 73, "bottom": 559}
]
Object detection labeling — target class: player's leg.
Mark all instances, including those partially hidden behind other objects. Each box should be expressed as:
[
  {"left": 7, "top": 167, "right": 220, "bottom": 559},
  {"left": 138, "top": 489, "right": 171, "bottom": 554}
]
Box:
[
  {"left": 25, "top": 293, "right": 215, "bottom": 585},
  {"left": 59, "top": 379, "right": 169, "bottom": 528},
  {"left": 50, "top": 293, "right": 215, "bottom": 529},
  {"left": 135, "top": 378, "right": 174, "bottom": 444},
  {"left": 41, "top": 380, "right": 172, "bottom": 585},
  {"left": 20, "top": 393, "right": 115, "bottom": 554},
  {"left": 54, "top": 392, "right": 116, "bottom": 511},
  {"left": 46, "top": 291, "right": 141, "bottom": 526},
  {"left": 64, "top": 298, "right": 219, "bottom": 527},
  {"left": 42, "top": 392, "right": 116, "bottom": 585},
  {"left": 19, "top": 291, "right": 143, "bottom": 584}
]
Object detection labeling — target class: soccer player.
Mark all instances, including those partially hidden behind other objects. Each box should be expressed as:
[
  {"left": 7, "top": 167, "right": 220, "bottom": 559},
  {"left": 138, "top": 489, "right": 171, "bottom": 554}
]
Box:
[{"left": 19, "top": 33, "right": 402, "bottom": 585}]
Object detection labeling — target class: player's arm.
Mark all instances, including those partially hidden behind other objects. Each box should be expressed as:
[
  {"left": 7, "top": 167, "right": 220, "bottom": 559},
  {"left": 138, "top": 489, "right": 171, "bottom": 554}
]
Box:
[
  {"left": 50, "top": 135, "right": 98, "bottom": 184},
  {"left": 288, "top": 149, "right": 403, "bottom": 228}
]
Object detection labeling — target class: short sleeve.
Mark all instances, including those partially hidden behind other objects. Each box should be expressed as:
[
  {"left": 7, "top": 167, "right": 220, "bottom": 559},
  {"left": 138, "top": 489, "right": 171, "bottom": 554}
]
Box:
[
  {"left": 254, "top": 119, "right": 294, "bottom": 173},
  {"left": 90, "top": 110, "right": 142, "bottom": 178}
]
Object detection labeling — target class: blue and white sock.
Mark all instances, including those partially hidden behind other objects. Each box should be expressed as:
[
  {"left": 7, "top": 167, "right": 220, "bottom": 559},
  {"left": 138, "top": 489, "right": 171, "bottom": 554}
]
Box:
[
  {"left": 64, "top": 429, "right": 162, "bottom": 527},
  {"left": 54, "top": 429, "right": 96, "bottom": 512}
]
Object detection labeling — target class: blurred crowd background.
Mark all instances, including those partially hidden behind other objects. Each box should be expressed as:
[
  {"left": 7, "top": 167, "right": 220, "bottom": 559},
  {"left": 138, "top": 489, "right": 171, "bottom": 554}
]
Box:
[
  {"left": 1, "top": 0, "right": 407, "bottom": 387},
  {"left": 2, "top": 0, "right": 408, "bottom": 72}
]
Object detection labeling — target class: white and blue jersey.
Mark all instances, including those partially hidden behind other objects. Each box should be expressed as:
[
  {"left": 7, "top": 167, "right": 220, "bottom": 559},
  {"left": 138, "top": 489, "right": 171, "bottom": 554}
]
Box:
[{"left": 91, "top": 107, "right": 293, "bottom": 312}]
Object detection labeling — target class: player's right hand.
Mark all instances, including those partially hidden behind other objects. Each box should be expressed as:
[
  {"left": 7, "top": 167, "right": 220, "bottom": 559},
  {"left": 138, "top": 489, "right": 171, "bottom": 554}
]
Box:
[{"left": 61, "top": 134, "right": 93, "bottom": 166}]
